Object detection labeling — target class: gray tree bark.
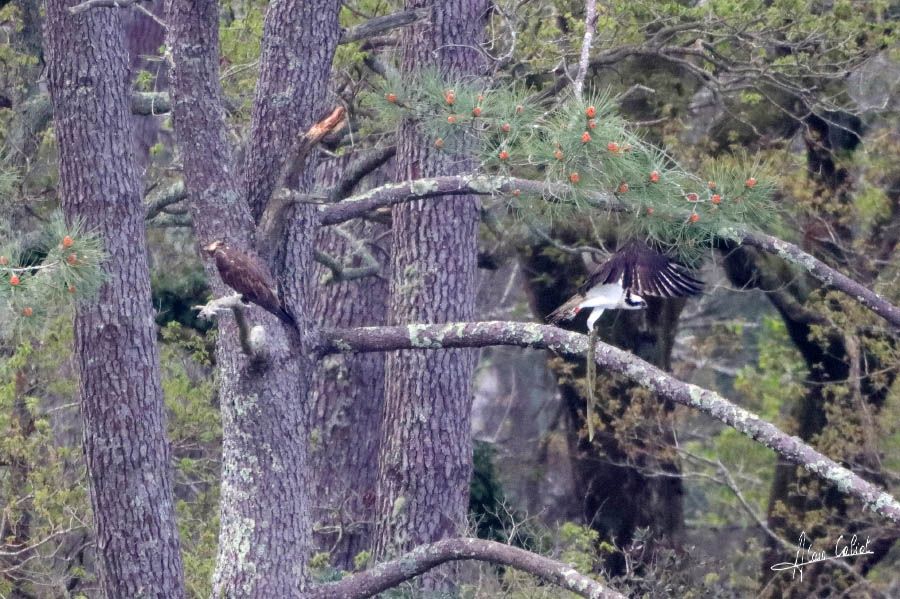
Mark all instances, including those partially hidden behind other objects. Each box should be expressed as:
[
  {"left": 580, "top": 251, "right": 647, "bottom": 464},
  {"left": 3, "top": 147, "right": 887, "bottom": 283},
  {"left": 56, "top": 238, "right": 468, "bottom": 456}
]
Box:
[
  {"left": 164, "top": 0, "right": 342, "bottom": 595},
  {"left": 373, "top": 0, "right": 489, "bottom": 576},
  {"left": 44, "top": 2, "right": 185, "bottom": 596},
  {"left": 308, "top": 154, "right": 391, "bottom": 568},
  {"left": 244, "top": 0, "right": 343, "bottom": 221}
]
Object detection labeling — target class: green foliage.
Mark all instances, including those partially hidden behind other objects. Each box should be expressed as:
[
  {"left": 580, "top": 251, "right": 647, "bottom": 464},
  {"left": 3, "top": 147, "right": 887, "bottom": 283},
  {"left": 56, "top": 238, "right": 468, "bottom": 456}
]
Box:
[
  {"left": 1, "top": 215, "right": 106, "bottom": 340},
  {"left": 469, "top": 440, "right": 533, "bottom": 548},
  {"left": 0, "top": 318, "right": 92, "bottom": 595},
  {"left": 160, "top": 322, "right": 220, "bottom": 597},
  {"left": 218, "top": 4, "right": 266, "bottom": 122},
  {"left": 370, "top": 70, "right": 779, "bottom": 264},
  {"left": 0, "top": 318, "right": 221, "bottom": 596},
  {"left": 682, "top": 317, "right": 804, "bottom": 530}
]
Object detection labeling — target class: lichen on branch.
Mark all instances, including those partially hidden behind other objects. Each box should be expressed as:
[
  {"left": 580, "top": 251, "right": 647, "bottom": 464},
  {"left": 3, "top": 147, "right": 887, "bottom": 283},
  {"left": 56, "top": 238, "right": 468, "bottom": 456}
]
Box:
[{"left": 320, "top": 320, "right": 900, "bottom": 524}]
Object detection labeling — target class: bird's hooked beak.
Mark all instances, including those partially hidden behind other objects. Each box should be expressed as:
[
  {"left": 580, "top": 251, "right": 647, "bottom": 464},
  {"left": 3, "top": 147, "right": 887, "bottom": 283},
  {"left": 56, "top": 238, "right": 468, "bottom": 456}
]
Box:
[{"left": 202, "top": 240, "right": 223, "bottom": 253}]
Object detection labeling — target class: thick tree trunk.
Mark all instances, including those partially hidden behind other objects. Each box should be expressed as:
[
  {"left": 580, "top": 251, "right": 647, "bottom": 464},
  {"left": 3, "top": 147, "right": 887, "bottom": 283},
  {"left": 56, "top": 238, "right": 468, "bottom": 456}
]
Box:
[
  {"left": 44, "top": 3, "right": 185, "bottom": 596},
  {"left": 164, "top": 0, "right": 342, "bottom": 594},
  {"left": 308, "top": 154, "right": 390, "bottom": 568},
  {"left": 243, "top": 0, "right": 343, "bottom": 220},
  {"left": 373, "top": 0, "right": 489, "bottom": 572}
]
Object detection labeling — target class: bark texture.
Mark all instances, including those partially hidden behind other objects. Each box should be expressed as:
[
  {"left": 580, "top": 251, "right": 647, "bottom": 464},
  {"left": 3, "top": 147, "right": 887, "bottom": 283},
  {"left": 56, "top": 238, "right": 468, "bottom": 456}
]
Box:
[
  {"left": 244, "top": 0, "right": 344, "bottom": 221},
  {"left": 164, "top": 0, "right": 338, "bottom": 594},
  {"left": 374, "top": 0, "right": 489, "bottom": 569},
  {"left": 44, "top": 3, "right": 185, "bottom": 596},
  {"left": 308, "top": 154, "right": 391, "bottom": 567}
]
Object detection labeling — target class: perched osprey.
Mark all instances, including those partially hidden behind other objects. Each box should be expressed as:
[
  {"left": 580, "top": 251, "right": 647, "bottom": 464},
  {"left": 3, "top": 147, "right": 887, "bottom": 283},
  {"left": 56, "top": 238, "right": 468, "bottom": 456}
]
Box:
[
  {"left": 202, "top": 240, "right": 294, "bottom": 326},
  {"left": 548, "top": 240, "right": 703, "bottom": 330}
]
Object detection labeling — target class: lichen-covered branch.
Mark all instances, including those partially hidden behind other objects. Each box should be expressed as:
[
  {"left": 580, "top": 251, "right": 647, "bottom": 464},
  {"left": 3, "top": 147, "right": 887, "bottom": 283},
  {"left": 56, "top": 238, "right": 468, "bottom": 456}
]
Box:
[
  {"left": 144, "top": 180, "right": 186, "bottom": 219},
  {"left": 572, "top": 0, "right": 597, "bottom": 99},
  {"left": 308, "top": 537, "right": 625, "bottom": 599},
  {"left": 741, "top": 231, "right": 900, "bottom": 329},
  {"left": 319, "top": 175, "right": 618, "bottom": 225},
  {"left": 68, "top": 0, "right": 148, "bottom": 14},
  {"left": 194, "top": 294, "right": 271, "bottom": 360},
  {"left": 319, "top": 174, "right": 900, "bottom": 328},
  {"left": 320, "top": 321, "right": 900, "bottom": 524}
]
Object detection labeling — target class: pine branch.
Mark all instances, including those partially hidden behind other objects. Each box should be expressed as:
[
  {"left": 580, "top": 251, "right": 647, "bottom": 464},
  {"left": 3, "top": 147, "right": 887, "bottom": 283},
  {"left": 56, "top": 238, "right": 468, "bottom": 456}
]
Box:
[
  {"left": 319, "top": 175, "right": 619, "bottom": 225},
  {"left": 319, "top": 321, "right": 900, "bottom": 524},
  {"left": 308, "top": 537, "right": 624, "bottom": 599},
  {"left": 318, "top": 174, "right": 900, "bottom": 328}
]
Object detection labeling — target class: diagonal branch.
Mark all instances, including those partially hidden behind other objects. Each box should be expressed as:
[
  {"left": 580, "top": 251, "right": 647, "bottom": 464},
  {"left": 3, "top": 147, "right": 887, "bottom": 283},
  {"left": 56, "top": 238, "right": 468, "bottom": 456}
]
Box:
[
  {"left": 318, "top": 174, "right": 900, "bottom": 328},
  {"left": 319, "top": 321, "right": 900, "bottom": 524},
  {"left": 740, "top": 231, "right": 900, "bottom": 329},
  {"left": 308, "top": 537, "right": 624, "bottom": 599},
  {"left": 572, "top": 0, "right": 598, "bottom": 99},
  {"left": 340, "top": 7, "right": 429, "bottom": 45}
]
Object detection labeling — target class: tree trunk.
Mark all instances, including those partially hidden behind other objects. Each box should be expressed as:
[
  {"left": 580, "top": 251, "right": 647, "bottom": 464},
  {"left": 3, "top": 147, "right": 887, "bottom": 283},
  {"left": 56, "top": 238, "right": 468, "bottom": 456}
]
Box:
[
  {"left": 243, "top": 0, "right": 344, "bottom": 221},
  {"left": 373, "top": 0, "right": 489, "bottom": 583},
  {"left": 44, "top": 2, "right": 185, "bottom": 596},
  {"left": 308, "top": 154, "right": 391, "bottom": 568},
  {"left": 164, "top": 0, "right": 342, "bottom": 594}
]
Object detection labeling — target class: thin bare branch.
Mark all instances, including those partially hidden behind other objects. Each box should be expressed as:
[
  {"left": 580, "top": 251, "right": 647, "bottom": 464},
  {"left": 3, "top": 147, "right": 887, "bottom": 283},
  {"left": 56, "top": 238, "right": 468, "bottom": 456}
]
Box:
[{"left": 573, "top": 0, "right": 598, "bottom": 99}]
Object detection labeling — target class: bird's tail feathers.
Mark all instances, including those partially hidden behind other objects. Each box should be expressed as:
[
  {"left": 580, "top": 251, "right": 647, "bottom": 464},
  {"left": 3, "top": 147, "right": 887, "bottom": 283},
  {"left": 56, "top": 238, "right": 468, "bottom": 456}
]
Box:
[{"left": 547, "top": 294, "right": 584, "bottom": 325}]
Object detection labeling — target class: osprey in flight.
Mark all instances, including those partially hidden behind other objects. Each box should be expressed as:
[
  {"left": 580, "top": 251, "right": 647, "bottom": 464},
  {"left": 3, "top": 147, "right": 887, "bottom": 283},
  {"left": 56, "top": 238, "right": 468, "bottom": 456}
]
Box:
[
  {"left": 202, "top": 240, "right": 295, "bottom": 326},
  {"left": 548, "top": 240, "right": 703, "bottom": 330}
]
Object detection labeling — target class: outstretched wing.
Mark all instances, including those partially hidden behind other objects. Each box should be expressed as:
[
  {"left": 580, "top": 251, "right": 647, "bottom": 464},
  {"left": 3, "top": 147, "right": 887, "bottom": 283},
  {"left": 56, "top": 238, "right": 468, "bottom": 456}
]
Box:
[
  {"left": 578, "top": 240, "right": 703, "bottom": 298},
  {"left": 628, "top": 242, "right": 703, "bottom": 298},
  {"left": 215, "top": 249, "right": 294, "bottom": 325}
]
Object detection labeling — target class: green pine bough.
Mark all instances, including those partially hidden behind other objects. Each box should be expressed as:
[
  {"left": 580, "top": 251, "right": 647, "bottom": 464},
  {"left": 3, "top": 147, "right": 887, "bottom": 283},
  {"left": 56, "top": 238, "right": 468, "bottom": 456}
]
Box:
[{"left": 1, "top": 215, "right": 105, "bottom": 339}]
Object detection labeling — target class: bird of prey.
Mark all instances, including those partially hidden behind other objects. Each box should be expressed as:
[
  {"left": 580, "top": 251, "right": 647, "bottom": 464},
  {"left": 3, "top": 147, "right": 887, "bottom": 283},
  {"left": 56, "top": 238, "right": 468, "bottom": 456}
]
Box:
[
  {"left": 202, "top": 240, "right": 294, "bottom": 326},
  {"left": 548, "top": 239, "right": 703, "bottom": 330},
  {"left": 547, "top": 240, "right": 703, "bottom": 441}
]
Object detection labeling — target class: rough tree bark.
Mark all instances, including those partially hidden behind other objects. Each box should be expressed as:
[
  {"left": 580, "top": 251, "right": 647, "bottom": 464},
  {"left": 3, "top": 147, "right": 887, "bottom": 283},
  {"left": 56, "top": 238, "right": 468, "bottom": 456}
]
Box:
[
  {"left": 243, "top": 0, "right": 343, "bottom": 220},
  {"left": 373, "top": 0, "right": 490, "bottom": 577},
  {"left": 307, "top": 153, "right": 391, "bottom": 567},
  {"left": 163, "top": 0, "right": 340, "bottom": 595},
  {"left": 44, "top": 2, "right": 185, "bottom": 596}
]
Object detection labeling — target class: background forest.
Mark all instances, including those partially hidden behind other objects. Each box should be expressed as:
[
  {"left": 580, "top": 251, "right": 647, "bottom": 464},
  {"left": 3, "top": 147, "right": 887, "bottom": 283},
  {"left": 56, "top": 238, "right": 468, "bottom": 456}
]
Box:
[{"left": 1, "top": 0, "right": 899, "bottom": 597}]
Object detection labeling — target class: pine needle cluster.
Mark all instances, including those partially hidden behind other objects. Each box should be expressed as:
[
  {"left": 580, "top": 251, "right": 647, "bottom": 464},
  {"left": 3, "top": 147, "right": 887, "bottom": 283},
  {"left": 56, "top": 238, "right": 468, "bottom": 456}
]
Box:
[
  {"left": 1, "top": 216, "right": 105, "bottom": 339},
  {"left": 374, "top": 72, "right": 778, "bottom": 263}
]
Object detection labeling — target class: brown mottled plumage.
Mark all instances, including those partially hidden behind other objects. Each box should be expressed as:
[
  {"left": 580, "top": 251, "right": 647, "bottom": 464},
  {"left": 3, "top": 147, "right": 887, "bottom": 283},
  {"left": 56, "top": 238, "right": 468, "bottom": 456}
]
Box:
[{"left": 202, "top": 240, "right": 294, "bottom": 326}]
